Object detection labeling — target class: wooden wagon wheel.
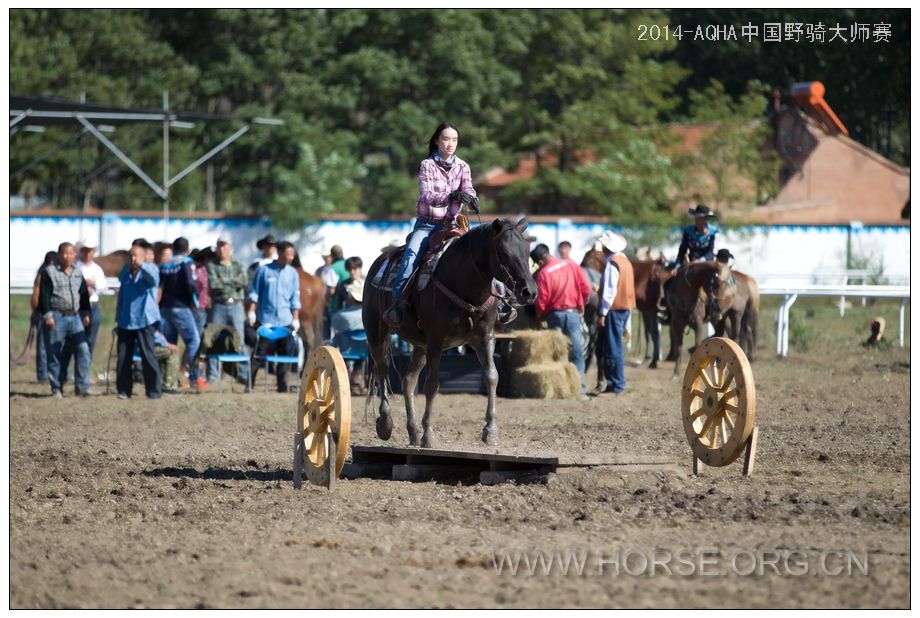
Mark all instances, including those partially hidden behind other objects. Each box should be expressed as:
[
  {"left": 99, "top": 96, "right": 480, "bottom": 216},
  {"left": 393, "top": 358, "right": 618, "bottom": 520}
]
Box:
[
  {"left": 681, "top": 337, "right": 756, "bottom": 470},
  {"left": 294, "top": 346, "right": 351, "bottom": 489}
]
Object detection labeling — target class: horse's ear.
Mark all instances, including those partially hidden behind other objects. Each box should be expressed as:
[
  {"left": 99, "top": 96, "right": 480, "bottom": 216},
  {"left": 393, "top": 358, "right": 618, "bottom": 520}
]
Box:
[
  {"left": 514, "top": 217, "right": 529, "bottom": 233},
  {"left": 491, "top": 218, "right": 504, "bottom": 234}
]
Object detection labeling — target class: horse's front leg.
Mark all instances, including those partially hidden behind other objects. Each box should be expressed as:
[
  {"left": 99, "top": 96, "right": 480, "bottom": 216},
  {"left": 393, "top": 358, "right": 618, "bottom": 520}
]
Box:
[
  {"left": 671, "top": 318, "right": 685, "bottom": 379},
  {"left": 403, "top": 346, "right": 426, "bottom": 446},
  {"left": 471, "top": 332, "right": 499, "bottom": 446},
  {"left": 421, "top": 341, "right": 443, "bottom": 449}
]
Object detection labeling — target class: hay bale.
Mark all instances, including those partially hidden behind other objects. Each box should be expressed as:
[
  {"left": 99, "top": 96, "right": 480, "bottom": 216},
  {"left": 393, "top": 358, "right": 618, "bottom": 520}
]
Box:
[
  {"left": 510, "top": 362, "right": 581, "bottom": 399},
  {"left": 508, "top": 329, "right": 570, "bottom": 366}
]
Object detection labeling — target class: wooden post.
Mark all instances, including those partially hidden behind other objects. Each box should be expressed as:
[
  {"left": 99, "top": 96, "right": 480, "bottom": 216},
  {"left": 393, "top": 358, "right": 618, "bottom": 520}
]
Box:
[
  {"left": 742, "top": 426, "right": 759, "bottom": 477},
  {"left": 293, "top": 432, "right": 303, "bottom": 490},
  {"left": 325, "top": 433, "right": 337, "bottom": 491}
]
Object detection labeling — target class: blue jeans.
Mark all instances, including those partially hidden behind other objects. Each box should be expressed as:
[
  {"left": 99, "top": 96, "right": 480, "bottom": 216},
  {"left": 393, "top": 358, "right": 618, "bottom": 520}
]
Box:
[
  {"left": 195, "top": 307, "right": 207, "bottom": 337},
  {"left": 44, "top": 312, "right": 91, "bottom": 394},
  {"left": 391, "top": 219, "right": 448, "bottom": 302},
  {"left": 602, "top": 309, "right": 630, "bottom": 393},
  {"left": 160, "top": 305, "right": 201, "bottom": 382},
  {"left": 86, "top": 302, "right": 102, "bottom": 359},
  {"left": 546, "top": 310, "right": 586, "bottom": 379},
  {"left": 206, "top": 302, "right": 249, "bottom": 382}
]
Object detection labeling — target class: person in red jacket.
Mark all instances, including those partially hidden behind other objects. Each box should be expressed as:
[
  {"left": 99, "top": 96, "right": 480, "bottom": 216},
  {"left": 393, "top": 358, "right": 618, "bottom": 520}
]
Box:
[{"left": 530, "top": 243, "right": 592, "bottom": 390}]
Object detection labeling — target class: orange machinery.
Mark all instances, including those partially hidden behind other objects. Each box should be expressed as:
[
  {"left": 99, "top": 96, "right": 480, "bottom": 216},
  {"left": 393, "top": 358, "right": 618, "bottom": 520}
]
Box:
[{"left": 790, "top": 81, "right": 848, "bottom": 136}]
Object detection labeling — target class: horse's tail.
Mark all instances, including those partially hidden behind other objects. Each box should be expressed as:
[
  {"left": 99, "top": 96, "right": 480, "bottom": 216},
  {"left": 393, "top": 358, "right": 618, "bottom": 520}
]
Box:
[
  {"left": 10, "top": 319, "right": 36, "bottom": 366},
  {"left": 362, "top": 332, "right": 392, "bottom": 423}
]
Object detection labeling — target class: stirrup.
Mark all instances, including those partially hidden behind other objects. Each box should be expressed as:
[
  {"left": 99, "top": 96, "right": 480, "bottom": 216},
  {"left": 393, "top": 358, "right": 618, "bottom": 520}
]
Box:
[
  {"left": 497, "top": 306, "right": 518, "bottom": 325},
  {"left": 383, "top": 301, "right": 408, "bottom": 328}
]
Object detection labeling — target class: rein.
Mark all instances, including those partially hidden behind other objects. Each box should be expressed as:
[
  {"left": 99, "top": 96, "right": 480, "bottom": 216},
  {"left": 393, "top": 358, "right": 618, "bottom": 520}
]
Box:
[{"left": 433, "top": 277, "right": 497, "bottom": 315}]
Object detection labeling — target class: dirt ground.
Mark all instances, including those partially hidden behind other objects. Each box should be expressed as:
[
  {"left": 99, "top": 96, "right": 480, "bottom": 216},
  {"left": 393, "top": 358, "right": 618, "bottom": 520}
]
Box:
[{"left": 8, "top": 300, "right": 911, "bottom": 608}]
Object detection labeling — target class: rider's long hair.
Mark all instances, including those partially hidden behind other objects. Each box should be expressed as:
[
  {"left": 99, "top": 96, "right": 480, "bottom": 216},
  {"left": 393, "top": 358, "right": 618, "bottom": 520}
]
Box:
[{"left": 427, "top": 122, "right": 459, "bottom": 158}]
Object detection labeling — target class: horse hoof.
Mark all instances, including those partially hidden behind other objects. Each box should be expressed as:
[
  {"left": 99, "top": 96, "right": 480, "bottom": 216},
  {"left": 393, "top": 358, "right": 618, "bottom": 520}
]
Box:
[
  {"left": 421, "top": 432, "right": 438, "bottom": 449},
  {"left": 407, "top": 425, "right": 421, "bottom": 446},
  {"left": 648, "top": 361, "right": 658, "bottom": 369},
  {"left": 376, "top": 415, "right": 393, "bottom": 441},
  {"left": 481, "top": 427, "right": 499, "bottom": 446}
]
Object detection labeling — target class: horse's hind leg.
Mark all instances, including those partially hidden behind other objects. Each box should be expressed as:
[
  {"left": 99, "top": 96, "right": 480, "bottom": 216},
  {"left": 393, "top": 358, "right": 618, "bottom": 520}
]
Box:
[
  {"left": 420, "top": 341, "right": 443, "bottom": 449},
  {"left": 368, "top": 333, "right": 393, "bottom": 441},
  {"left": 644, "top": 310, "right": 659, "bottom": 369},
  {"left": 671, "top": 319, "right": 685, "bottom": 379},
  {"left": 471, "top": 333, "right": 499, "bottom": 446},
  {"left": 403, "top": 346, "right": 426, "bottom": 446}
]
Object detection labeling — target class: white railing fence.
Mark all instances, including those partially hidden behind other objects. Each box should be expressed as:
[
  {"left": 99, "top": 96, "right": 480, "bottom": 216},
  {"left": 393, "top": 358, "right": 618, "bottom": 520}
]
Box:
[{"left": 760, "top": 285, "right": 910, "bottom": 357}]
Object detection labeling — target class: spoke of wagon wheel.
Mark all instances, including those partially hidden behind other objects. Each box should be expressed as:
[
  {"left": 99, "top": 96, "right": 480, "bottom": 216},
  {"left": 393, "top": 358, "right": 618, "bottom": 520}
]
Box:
[
  {"left": 698, "top": 412, "right": 720, "bottom": 441},
  {"left": 309, "top": 429, "right": 327, "bottom": 463},
  {"left": 719, "top": 388, "right": 739, "bottom": 409},
  {"left": 700, "top": 364, "right": 717, "bottom": 389}
]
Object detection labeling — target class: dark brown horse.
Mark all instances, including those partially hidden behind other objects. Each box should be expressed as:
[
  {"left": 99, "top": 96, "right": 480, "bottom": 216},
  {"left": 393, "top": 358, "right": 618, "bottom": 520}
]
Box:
[
  {"left": 631, "top": 257, "right": 671, "bottom": 369},
  {"left": 709, "top": 270, "right": 759, "bottom": 361},
  {"left": 294, "top": 267, "right": 327, "bottom": 358},
  {"left": 363, "top": 218, "right": 537, "bottom": 448},
  {"left": 664, "top": 261, "right": 731, "bottom": 377}
]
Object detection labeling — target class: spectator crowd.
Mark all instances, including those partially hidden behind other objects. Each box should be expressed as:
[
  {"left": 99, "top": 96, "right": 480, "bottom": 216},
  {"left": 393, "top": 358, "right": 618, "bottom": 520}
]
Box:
[
  {"left": 30, "top": 226, "right": 664, "bottom": 402},
  {"left": 31, "top": 235, "right": 366, "bottom": 398}
]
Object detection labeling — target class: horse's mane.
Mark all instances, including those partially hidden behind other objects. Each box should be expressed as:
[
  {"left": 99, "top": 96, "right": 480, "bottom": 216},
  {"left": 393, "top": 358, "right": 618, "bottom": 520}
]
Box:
[{"left": 456, "top": 219, "right": 496, "bottom": 253}]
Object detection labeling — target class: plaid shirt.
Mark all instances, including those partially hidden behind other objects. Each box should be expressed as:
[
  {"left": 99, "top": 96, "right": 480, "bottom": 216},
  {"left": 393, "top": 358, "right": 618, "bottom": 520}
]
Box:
[{"left": 415, "top": 156, "right": 476, "bottom": 221}]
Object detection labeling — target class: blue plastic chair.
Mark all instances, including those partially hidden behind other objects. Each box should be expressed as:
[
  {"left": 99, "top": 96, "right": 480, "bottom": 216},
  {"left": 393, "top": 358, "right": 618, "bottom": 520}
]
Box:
[
  {"left": 253, "top": 325, "right": 301, "bottom": 393},
  {"left": 211, "top": 352, "right": 252, "bottom": 394},
  {"left": 335, "top": 330, "right": 368, "bottom": 362}
]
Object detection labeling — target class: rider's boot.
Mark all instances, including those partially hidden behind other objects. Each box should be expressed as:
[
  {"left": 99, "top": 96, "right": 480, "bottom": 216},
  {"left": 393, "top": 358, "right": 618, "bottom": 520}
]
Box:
[
  {"left": 383, "top": 299, "right": 410, "bottom": 329},
  {"left": 497, "top": 301, "right": 517, "bottom": 325}
]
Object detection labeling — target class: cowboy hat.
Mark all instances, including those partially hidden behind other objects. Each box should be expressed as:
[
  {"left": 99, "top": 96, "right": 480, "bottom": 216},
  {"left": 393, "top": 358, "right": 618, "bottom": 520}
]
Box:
[
  {"left": 75, "top": 239, "right": 97, "bottom": 251},
  {"left": 380, "top": 239, "right": 402, "bottom": 253},
  {"left": 256, "top": 234, "right": 277, "bottom": 249},
  {"left": 346, "top": 277, "right": 365, "bottom": 303},
  {"left": 687, "top": 204, "right": 716, "bottom": 218},
  {"left": 716, "top": 248, "right": 734, "bottom": 262},
  {"left": 597, "top": 230, "right": 627, "bottom": 254}
]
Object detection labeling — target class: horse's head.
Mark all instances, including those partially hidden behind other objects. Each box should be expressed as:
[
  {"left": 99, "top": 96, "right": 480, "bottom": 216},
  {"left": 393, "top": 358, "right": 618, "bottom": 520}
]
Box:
[
  {"left": 488, "top": 217, "right": 538, "bottom": 306},
  {"left": 707, "top": 262, "right": 733, "bottom": 322},
  {"left": 580, "top": 249, "right": 606, "bottom": 273}
]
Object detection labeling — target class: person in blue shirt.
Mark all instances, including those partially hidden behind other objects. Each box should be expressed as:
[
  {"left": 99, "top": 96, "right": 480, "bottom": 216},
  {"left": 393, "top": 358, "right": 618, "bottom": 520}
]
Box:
[
  {"left": 669, "top": 204, "right": 718, "bottom": 269},
  {"left": 159, "top": 236, "right": 203, "bottom": 391},
  {"left": 247, "top": 240, "right": 301, "bottom": 392},
  {"left": 116, "top": 245, "right": 162, "bottom": 399},
  {"left": 659, "top": 204, "right": 719, "bottom": 324}
]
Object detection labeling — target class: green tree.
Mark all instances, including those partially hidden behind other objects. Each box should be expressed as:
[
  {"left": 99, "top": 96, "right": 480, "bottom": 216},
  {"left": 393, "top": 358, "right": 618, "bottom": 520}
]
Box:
[{"left": 678, "top": 79, "right": 780, "bottom": 208}]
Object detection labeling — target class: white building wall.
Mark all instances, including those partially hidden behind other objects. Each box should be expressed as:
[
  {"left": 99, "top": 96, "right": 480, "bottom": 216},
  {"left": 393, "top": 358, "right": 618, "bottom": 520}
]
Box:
[{"left": 9, "top": 214, "right": 909, "bottom": 288}]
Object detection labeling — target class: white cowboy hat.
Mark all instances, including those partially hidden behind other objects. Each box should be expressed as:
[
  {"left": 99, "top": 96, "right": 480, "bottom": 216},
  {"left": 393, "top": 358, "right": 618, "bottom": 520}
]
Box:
[
  {"left": 380, "top": 238, "right": 402, "bottom": 252},
  {"left": 597, "top": 230, "right": 627, "bottom": 254},
  {"left": 75, "top": 239, "right": 97, "bottom": 251},
  {"left": 346, "top": 277, "right": 365, "bottom": 303}
]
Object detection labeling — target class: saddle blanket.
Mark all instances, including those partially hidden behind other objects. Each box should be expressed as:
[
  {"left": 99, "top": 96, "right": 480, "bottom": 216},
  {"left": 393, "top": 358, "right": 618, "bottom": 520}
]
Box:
[{"left": 370, "top": 237, "right": 459, "bottom": 293}]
